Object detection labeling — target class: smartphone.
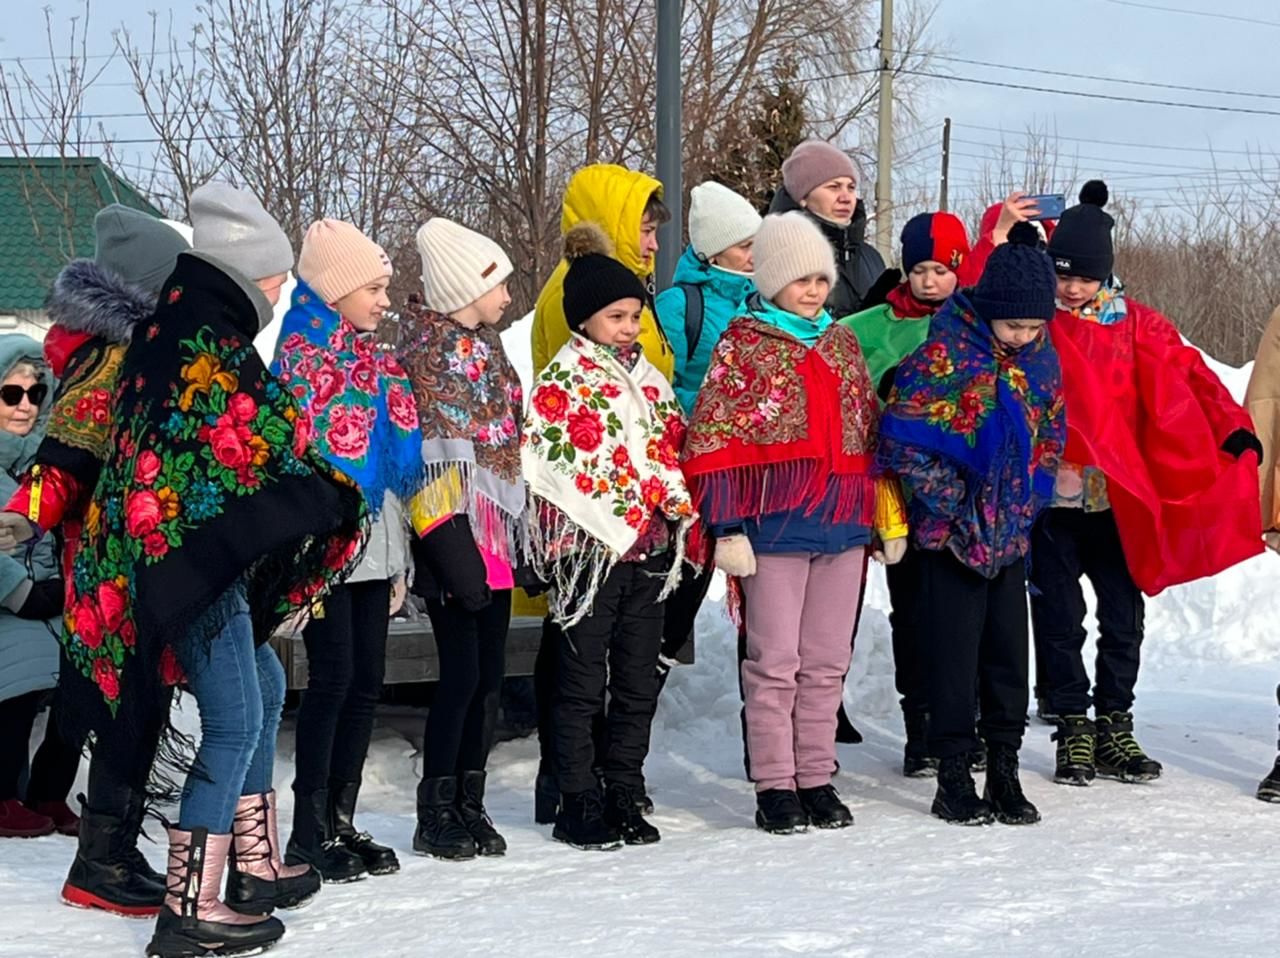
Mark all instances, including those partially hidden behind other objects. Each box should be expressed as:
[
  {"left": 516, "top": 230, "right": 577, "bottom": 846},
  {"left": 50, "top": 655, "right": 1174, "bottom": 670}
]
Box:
[{"left": 1025, "top": 193, "right": 1066, "bottom": 221}]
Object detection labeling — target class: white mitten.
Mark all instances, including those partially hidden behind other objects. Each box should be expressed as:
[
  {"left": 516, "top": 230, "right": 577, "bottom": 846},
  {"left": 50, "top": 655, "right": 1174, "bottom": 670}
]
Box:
[
  {"left": 715, "top": 534, "right": 757, "bottom": 578},
  {"left": 877, "top": 536, "right": 908, "bottom": 566},
  {"left": 0, "top": 512, "right": 36, "bottom": 555}
]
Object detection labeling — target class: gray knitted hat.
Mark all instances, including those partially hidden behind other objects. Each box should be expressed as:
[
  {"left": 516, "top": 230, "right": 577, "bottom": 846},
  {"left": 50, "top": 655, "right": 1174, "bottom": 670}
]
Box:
[
  {"left": 189, "top": 182, "right": 294, "bottom": 281},
  {"left": 93, "top": 205, "right": 190, "bottom": 294}
]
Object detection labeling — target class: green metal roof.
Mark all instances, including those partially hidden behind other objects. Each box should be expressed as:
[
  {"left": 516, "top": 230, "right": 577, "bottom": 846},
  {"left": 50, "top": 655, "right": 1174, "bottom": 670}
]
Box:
[{"left": 0, "top": 157, "right": 161, "bottom": 311}]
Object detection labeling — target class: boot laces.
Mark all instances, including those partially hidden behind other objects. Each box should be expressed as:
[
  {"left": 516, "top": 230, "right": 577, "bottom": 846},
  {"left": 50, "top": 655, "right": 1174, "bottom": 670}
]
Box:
[
  {"left": 166, "top": 835, "right": 201, "bottom": 916},
  {"left": 1053, "top": 719, "right": 1095, "bottom": 766},
  {"left": 230, "top": 797, "right": 272, "bottom": 869}
]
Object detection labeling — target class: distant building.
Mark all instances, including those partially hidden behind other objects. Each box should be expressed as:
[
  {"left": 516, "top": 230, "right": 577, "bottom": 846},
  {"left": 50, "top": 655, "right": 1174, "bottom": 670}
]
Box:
[{"left": 0, "top": 156, "right": 160, "bottom": 340}]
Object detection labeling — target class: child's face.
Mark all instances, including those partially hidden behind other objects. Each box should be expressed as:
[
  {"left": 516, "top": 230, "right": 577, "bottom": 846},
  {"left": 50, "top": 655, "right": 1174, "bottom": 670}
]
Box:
[
  {"left": 583, "top": 298, "right": 643, "bottom": 348},
  {"left": 801, "top": 177, "right": 857, "bottom": 226},
  {"left": 991, "top": 319, "right": 1047, "bottom": 349},
  {"left": 334, "top": 276, "right": 392, "bottom": 332},
  {"left": 710, "top": 239, "right": 754, "bottom": 273},
  {"left": 773, "top": 273, "right": 831, "bottom": 320},
  {"left": 471, "top": 282, "right": 512, "bottom": 327},
  {"left": 908, "top": 261, "right": 957, "bottom": 303},
  {"left": 639, "top": 214, "right": 660, "bottom": 267},
  {"left": 1056, "top": 274, "right": 1102, "bottom": 309}
]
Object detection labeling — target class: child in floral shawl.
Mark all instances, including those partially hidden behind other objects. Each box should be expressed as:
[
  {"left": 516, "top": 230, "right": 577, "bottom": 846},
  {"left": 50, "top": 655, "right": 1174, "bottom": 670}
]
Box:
[
  {"left": 522, "top": 222, "right": 695, "bottom": 853},
  {"left": 877, "top": 222, "right": 1064, "bottom": 828}
]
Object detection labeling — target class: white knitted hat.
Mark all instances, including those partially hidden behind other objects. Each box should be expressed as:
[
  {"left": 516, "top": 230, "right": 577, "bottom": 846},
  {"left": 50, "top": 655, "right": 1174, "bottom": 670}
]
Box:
[
  {"left": 416, "top": 218, "right": 514, "bottom": 314},
  {"left": 687, "top": 182, "right": 762, "bottom": 259},
  {"left": 751, "top": 212, "right": 837, "bottom": 302}
]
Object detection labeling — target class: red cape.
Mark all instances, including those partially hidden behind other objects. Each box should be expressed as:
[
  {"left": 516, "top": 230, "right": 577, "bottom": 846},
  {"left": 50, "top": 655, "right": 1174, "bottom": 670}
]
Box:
[
  {"left": 1050, "top": 299, "right": 1262, "bottom": 595},
  {"left": 962, "top": 203, "right": 1057, "bottom": 284}
]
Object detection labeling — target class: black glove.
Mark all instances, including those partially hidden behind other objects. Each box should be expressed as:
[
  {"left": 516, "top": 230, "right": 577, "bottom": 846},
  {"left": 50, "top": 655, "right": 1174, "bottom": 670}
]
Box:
[
  {"left": 412, "top": 515, "right": 491, "bottom": 612},
  {"left": 858, "top": 268, "right": 903, "bottom": 312},
  {"left": 17, "top": 578, "right": 65, "bottom": 621},
  {"left": 514, "top": 562, "right": 549, "bottom": 597},
  {"left": 1222, "top": 428, "right": 1264, "bottom": 461},
  {"left": 877, "top": 365, "right": 899, "bottom": 404}
]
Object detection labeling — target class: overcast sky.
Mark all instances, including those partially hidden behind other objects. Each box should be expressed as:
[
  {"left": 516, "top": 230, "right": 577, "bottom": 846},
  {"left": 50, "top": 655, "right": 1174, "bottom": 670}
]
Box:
[{"left": 1, "top": 0, "right": 1277, "bottom": 214}]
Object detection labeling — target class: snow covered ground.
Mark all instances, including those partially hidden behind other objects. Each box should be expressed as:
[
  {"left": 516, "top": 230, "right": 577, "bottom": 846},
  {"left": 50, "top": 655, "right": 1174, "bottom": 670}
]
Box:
[{"left": 5, "top": 330, "right": 1279, "bottom": 956}]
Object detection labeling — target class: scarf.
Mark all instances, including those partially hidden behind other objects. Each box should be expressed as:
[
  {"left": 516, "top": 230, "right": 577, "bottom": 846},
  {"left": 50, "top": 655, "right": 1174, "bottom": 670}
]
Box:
[
  {"left": 397, "top": 300, "right": 526, "bottom": 561},
  {"left": 64, "top": 254, "right": 367, "bottom": 716},
  {"left": 877, "top": 293, "right": 1065, "bottom": 575},
  {"left": 271, "top": 281, "right": 423, "bottom": 515},
  {"left": 746, "top": 293, "right": 832, "bottom": 345},
  {"left": 1059, "top": 274, "right": 1127, "bottom": 326},
  {"left": 887, "top": 282, "right": 945, "bottom": 320},
  {"left": 522, "top": 334, "right": 695, "bottom": 627},
  {"left": 682, "top": 314, "right": 879, "bottom": 529}
]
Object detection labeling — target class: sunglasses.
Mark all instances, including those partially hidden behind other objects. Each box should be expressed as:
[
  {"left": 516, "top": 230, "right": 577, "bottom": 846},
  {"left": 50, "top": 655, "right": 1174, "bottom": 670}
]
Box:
[{"left": 0, "top": 384, "right": 48, "bottom": 408}]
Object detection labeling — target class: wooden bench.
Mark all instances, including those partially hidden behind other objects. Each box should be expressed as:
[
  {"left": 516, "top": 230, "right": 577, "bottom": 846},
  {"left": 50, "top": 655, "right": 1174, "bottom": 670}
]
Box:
[{"left": 270, "top": 614, "right": 694, "bottom": 690}]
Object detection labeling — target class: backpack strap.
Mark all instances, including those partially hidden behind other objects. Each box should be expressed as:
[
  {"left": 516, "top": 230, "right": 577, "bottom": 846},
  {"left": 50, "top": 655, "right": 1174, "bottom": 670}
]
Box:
[{"left": 676, "top": 282, "right": 705, "bottom": 364}]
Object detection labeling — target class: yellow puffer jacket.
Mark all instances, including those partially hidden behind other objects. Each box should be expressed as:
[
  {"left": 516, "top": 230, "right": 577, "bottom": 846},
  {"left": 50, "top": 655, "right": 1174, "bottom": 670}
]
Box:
[{"left": 531, "top": 164, "right": 675, "bottom": 381}]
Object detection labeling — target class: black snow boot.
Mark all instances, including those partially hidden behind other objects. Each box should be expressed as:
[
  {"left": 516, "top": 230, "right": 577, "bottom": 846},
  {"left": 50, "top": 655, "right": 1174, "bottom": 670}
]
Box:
[
  {"left": 932, "top": 755, "right": 994, "bottom": 825},
  {"left": 553, "top": 789, "right": 623, "bottom": 851},
  {"left": 329, "top": 780, "right": 399, "bottom": 875},
  {"left": 902, "top": 711, "right": 938, "bottom": 778},
  {"left": 284, "top": 789, "right": 367, "bottom": 883},
  {"left": 797, "top": 784, "right": 853, "bottom": 829},
  {"left": 754, "top": 789, "right": 808, "bottom": 835},
  {"left": 457, "top": 771, "right": 507, "bottom": 856},
  {"left": 1257, "top": 756, "right": 1280, "bottom": 803},
  {"left": 414, "top": 777, "right": 477, "bottom": 860},
  {"left": 61, "top": 789, "right": 166, "bottom": 918},
  {"left": 1052, "top": 715, "right": 1097, "bottom": 787},
  {"left": 983, "top": 744, "right": 1041, "bottom": 825},
  {"left": 603, "top": 782, "right": 660, "bottom": 845},
  {"left": 1095, "top": 711, "right": 1162, "bottom": 782},
  {"left": 534, "top": 763, "right": 559, "bottom": 825},
  {"left": 835, "top": 704, "right": 863, "bottom": 744}
]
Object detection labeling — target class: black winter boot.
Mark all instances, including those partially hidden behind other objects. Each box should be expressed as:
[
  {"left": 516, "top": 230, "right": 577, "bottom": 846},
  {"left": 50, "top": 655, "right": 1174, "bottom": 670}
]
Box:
[
  {"left": 797, "top": 785, "right": 853, "bottom": 829},
  {"left": 902, "top": 711, "right": 937, "bottom": 778},
  {"left": 225, "top": 792, "right": 321, "bottom": 916},
  {"left": 1257, "top": 756, "right": 1280, "bottom": 803},
  {"left": 1095, "top": 711, "right": 1162, "bottom": 782},
  {"left": 534, "top": 763, "right": 559, "bottom": 825},
  {"left": 932, "top": 755, "right": 994, "bottom": 825},
  {"left": 835, "top": 704, "right": 863, "bottom": 744},
  {"left": 330, "top": 781, "right": 399, "bottom": 875},
  {"left": 284, "top": 789, "right": 367, "bottom": 883},
  {"left": 457, "top": 771, "right": 507, "bottom": 856},
  {"left": 61, "top": 791, "right": 165, "bottom": 918},
  {"left": 754, "top": 789, "right": 808, "bottom": 835},
  {"left": 1052, "top": 715, "right": 1097, "bottom": 786},
  {"left": 983, "top": 744, "right": 1041, "bottom": 825},
  {"left": 553, "top": 789, "right": 623, "bottom": 851},
  {"left": 413, "top": 777, "right": 477, "bottom": 861},
  {"left": 603, "top": 782, "right": 660, "bottom": 845}
]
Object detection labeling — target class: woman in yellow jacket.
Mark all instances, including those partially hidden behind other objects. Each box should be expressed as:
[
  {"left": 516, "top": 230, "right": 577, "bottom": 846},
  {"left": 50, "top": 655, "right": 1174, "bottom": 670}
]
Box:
[{"left": 532, "top": 164, "right": 674, "bottom": 380}]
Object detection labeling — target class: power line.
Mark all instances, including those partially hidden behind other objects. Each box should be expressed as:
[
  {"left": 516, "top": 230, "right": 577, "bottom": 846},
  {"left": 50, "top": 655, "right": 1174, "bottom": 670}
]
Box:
[
  {"left": 949, "top": 137, "right": 1272, "bottom": 175},
  {"left": 1104, "top": 0, "right": 1280, "bottom": 28},
  {"left": 953, "top": 122, "right": 1273, "bottom": 158}
]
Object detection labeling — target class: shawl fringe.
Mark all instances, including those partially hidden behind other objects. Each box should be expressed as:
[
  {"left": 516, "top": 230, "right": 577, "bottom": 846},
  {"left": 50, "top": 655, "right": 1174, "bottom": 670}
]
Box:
[
  {"left": 691, "top": 461, "right": 876, "bottom": 528},
  {"left": 419, "top": 458, "right": 527, "bottom": 564}
]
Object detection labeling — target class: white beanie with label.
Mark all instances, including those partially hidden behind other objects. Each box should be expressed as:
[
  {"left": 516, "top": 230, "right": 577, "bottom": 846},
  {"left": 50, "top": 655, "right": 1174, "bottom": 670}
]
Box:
[
  {"left": 416, "top": 218, "right": 514, "bottom": 314},
  {"left": 687, "top": 182, "right": 763, "bottom": 259}
]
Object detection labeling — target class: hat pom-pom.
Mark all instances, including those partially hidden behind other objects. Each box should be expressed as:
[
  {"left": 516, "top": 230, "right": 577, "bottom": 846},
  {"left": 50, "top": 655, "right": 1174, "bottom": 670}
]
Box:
[
  {"left": 1007, "top": 221, "right": 1041, "bottom": 248},
  {"left": 1079, "top": 179, "right": 1109, "bottom": 208},
  {"left": 564, "top": 222, "right": 613, "bottom": 261}
]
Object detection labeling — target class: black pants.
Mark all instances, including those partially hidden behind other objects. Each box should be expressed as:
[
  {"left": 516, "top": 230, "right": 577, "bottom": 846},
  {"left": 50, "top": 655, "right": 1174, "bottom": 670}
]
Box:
[
  {"left": 423, "top": 590, "right": 511, "bottom": 778},
  {"left": 535, "top": 618, "right": 607, "bottom": 778},
  {"left": 917, "top": 550, "right": 1029, "bottom": 759},
  {"left": 886, "top": 544, "right": 927, "bottom": 717},
  {"left": 86, "top": 683, "right": 171, "bottom": 808},
  {"left": 0, "top": 687, "right": 82, "bottom": 803},
  {"left": 659, "top": 559, "right": 713, "bottom": 661},
  {"left": 555, "top": 558, "right": 666, "bottom": 794},
  {"left": 293, "top": 580, "right": 392, "bottom": 795},
  {"left": 1030, "top": 509, "right": 1144, "bottom": 716}
]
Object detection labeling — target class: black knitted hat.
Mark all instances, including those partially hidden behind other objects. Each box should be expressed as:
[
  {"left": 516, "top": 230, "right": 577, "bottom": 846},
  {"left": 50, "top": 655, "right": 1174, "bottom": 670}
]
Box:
[
  {"left": 970, "top": 222, "right": 1058, "bottom": 322},
  {"left": 562, "top": 223, "right": 649, "bottom": 331},
  {"left": 1047, "top": 180, "right": 1115, "bottom": 281}
]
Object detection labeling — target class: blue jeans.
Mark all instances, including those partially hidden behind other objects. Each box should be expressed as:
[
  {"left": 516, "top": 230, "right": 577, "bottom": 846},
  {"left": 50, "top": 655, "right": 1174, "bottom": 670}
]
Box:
[{"left": 175, "top": 590, "right": 286, "bottom": 833}]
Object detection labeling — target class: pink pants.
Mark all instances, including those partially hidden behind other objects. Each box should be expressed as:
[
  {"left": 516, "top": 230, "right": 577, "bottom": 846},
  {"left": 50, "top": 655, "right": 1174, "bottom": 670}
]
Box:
[{"left": 741, "top": 549, "right": 865, "bottom": 792}]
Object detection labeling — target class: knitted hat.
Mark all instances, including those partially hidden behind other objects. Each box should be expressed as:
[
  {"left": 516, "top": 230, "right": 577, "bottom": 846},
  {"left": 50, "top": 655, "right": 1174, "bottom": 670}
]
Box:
[
  {"left": 416, "top": 218, "right": 514, "bottom": 314},
  {"left": 93, "top": 205, "right": 190, "bottom": 295},
  {"left": 900, "top": 211, "right": 971, "bottom": 274},
  {"left": 189, "top": 182, "right": 294, "bottom": 281},
  {"left": 781, "top": 139, "right": 858, "bottom": 203},
  {"left": 970, "top": 223, "right": 1058, "bottom": 323},
  {"left": 1047, "top": 180, "right": 1114, "bottom": 281},
  {"left": 297, "top": 219, "right": 392, "bottom": 304},
  {"left": 751, "top": 212, "right": 838, "bottom": 302},
  {"left": 561, "top": 223, "right": 648, "bottom": 331},
  {"left": 688, "top": 181, "right": 762, "bottom": 259}
]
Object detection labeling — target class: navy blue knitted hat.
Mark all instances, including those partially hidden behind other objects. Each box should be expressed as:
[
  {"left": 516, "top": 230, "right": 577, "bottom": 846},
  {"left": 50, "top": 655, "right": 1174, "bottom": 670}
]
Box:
[{"left": 970, "top": 222, "right": 1058, "bottom": 323}]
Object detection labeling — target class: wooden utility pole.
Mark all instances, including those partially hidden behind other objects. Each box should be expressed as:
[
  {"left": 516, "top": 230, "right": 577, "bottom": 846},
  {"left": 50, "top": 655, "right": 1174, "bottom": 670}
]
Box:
[
  {"left": 874, "top": 0, "right": 894, "bottom": 258},
  {"left": 940, "top": 117, "right": 952, "bottom": 212}
]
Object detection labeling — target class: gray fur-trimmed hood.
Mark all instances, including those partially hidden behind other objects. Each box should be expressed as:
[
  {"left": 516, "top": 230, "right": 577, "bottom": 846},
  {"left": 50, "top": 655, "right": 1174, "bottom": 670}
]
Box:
[{"left": 44, "top": 258, "right": 160, "bottom": 344}]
